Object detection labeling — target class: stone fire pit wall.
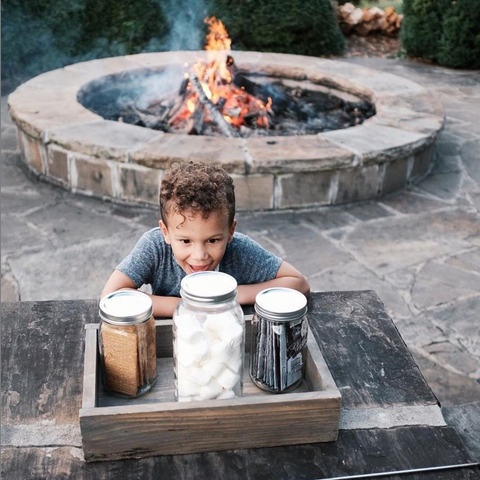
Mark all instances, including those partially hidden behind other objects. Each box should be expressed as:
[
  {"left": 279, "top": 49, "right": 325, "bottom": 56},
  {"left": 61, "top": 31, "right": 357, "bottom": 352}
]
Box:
[{"left": 8, "top": 51, "right": 444, "bottom": 211}]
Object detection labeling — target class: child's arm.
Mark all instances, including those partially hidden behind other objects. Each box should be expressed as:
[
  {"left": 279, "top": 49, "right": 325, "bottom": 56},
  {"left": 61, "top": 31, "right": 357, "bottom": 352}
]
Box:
[
  {"left": 101, "top": 270, "right": 181, "bottom": 318},
  {"left": 236, "top": 260, "right": 310, "bottom": 305}
]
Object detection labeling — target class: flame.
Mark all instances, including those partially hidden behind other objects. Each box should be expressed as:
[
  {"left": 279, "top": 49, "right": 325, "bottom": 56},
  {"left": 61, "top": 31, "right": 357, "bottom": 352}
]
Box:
[
  {"left": 204, "top": 16, "right": 231, "bottom": 51},
  {"left": 171, "top": 16, "right": 272, "bottom": 134},
  {"left": 187, "top": 99, "right": 196, "bottom": 113}
]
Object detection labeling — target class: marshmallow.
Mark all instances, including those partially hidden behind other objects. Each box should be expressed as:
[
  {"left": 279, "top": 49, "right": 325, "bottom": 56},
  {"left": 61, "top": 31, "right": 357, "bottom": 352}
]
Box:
[
  {"left": 178, "top": 396, "right": 193, "bottom": 402},
  {"left": 216, "top": 367, "right": 241, "bottom": 390},
  {"left": 178, "top": 378, "right": 200, "bottom": 397},
  {"left": 204, "top": 313, "right": 237, "bottom": 339},
  {"left": 198, "top": 379, "right": 223, "bottom": 400},
  {"left": 191, "top": 339, "right": 210, "bottom": 364},
  {"left": 210, "top": 340, "right": 237, "bottom": 364},
  {"left": 202, "top": 358, "right": 225, "bottom": 378},
  {"left": 225, "top": 355, "right": 242, "bottom": 374},
  {"left": 221, "top": 323, "right": 244, "bottom": 349},
  {"left": 217, "top": 390, "right": 236, "bottom": 400},
  {"left": 176, "top": 339, "right": 196, "bottom": 368},
  {"left": 175, "top": 314, "right": 203, "bottom": 343},
  {"left": 177, "top": 363, "right": 193, "bottom": 379},
  {"left": 187, "top": 367, "right": 211, "bottom": 386}
]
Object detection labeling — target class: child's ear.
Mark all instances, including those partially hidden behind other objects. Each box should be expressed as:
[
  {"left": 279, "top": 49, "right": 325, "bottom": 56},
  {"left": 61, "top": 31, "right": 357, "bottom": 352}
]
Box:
[
  {"left": 228, "top": 219, "right": 237, "bottom": 243},
  {"left": 159, "top": 220, "right": 171, "bottom": 244}
]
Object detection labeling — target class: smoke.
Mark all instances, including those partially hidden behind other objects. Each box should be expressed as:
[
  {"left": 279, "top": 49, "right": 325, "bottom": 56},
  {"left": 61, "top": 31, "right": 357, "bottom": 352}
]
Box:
[{"left": 151, "top": 0, "right": 210, "bottom": 52}]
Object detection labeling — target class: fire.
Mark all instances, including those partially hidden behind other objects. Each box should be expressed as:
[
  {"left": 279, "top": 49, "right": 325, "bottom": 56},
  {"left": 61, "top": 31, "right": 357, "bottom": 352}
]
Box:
[
  {"left": 170, "top": 16, "right": 272, "bottom": 135},
  {"left": 205, "top": 16, "right": 232, "bottom": 51}
]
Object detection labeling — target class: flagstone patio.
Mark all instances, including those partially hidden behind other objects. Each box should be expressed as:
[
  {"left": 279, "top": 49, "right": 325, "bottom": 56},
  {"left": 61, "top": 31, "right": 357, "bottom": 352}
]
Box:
[{"left": 1, "top": 56, "right": 479, "bottom": 407}]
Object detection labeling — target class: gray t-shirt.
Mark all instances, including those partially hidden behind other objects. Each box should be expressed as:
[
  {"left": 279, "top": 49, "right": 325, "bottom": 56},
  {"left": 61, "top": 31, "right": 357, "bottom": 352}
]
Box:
[{"left": 117, "top": 229, "right": 282, "bottom": 297}]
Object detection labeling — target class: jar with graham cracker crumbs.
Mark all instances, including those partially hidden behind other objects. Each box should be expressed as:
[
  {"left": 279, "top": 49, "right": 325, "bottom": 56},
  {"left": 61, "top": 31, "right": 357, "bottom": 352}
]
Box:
[{"left": 99, "top": 291, "right": 157, "bottom": 398}]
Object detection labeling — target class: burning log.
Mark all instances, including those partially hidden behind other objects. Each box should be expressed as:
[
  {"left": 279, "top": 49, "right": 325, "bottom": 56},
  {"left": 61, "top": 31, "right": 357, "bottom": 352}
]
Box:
[
  {"left": 186, "top": 106, "right": 206, "bottom": 135},
  {"left": 188, "top": 72, "right": 240, "bottom": 138},
  {"left": 128, "top": 107, "right": 167, "bottom": 130}
]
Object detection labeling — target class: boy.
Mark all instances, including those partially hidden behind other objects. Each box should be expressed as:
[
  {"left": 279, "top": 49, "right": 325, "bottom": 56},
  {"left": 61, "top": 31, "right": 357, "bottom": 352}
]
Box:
[{"left": 102, "top": 161, "right": 310, "bottom": 317}]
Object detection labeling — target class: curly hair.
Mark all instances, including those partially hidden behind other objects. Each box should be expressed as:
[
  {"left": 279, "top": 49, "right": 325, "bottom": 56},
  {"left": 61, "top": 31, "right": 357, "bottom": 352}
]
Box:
[{"left": 160, "top": 162, "right": 235, "bottom": 226}]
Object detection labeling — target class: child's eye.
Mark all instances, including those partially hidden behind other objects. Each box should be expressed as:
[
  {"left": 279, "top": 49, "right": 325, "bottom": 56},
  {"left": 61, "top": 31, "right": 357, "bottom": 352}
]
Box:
[
  {"left": 207, "top": 238, "right": 220, "bottom": 244},
  {"left": 180, "top": 239, "right": 191, "bottom": 244}
]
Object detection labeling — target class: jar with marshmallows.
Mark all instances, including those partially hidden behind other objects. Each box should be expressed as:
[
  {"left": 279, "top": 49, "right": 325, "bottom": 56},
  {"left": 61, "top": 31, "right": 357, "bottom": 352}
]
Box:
[{"left": 173, "top": 271, "right": 245, "bottom": 402}]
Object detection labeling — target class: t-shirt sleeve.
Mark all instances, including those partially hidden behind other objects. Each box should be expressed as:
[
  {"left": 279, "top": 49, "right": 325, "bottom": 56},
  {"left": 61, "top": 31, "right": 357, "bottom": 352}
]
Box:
[
  {"left": 223, "top": 233, "right": 282, "bottom": 285},
  {"left": 116, "top": 230, "right": 161, "bottom": 288}
]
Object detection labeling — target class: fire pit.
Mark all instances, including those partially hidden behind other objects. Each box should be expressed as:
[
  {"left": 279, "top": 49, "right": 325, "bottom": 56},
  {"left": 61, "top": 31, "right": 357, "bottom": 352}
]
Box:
[
  {"left": 8, "top": 19, "right": 444, "bottom": 210},
  {"left": 78, "top": 19, "right": 375, "bottom": 139}
]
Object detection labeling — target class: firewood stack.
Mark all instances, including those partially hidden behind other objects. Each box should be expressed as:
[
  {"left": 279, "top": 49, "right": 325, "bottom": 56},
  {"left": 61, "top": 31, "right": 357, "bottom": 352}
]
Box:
[{"left": 337, "top": 3, "right": 404, "bottom": 36}]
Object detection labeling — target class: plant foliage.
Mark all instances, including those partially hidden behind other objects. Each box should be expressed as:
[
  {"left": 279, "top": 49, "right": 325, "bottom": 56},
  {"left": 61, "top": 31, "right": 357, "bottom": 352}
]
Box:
[
  {"left": 401, "top": 0, "right": 480, "bottom": 68},
  {"left": 2, "top": 0, "right": 345, "bottom": 94}
]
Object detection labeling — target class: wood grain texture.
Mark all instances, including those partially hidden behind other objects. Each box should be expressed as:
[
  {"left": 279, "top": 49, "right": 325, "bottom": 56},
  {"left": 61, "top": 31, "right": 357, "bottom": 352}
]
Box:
[
  {"left": 81, "top": 327, "right": 98, "bottom": 409},
  {"left": 2, "top": 295, "right": 475, "bottom": 478},
  {"left": 1, "top": 299, "right": 99, "bottom": 423},
  {"left": 80, "top": 392, "right": 340, "bottom": 460},
  {"left": 2, "top": 426, "right": 478, "bottom": 480},
  {"left": 80, "top": 321, "right": 341, "bottom": 461},
  {"left": 307, "top": 291, "right": 439, "bottom": 409}
]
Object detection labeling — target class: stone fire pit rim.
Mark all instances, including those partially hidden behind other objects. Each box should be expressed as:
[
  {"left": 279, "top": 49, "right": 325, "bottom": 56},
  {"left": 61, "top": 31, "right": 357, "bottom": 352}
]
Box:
[{"left": 8, "top": 51, "right": 445, "bottom": 210}]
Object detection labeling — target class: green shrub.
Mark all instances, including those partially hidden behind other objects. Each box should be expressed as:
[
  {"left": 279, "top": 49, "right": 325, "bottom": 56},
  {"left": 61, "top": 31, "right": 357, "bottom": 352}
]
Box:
[
  {"left": 212, "top": 0, "right": 345, "bottom": 57},
  {"left": 2, "top": 0, "right": 344, "bottom": 94},
  {"left": 438, "top": 0, "right": 480, "bottom": 68},
  {"left": 401, "top": 0, "right": 480, "bottom": 68},
  {"left": 1, "top": 0, "right": 86, "bottom": 92},
  {"left": 1, "top": 0, "right": 166, "bottom": 94}
]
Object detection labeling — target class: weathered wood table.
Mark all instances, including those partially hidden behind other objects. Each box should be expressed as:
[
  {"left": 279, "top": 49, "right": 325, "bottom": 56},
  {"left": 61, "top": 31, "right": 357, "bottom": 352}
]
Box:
[{"left": 2, "top": 291, "right": 478, "bottom": 479}]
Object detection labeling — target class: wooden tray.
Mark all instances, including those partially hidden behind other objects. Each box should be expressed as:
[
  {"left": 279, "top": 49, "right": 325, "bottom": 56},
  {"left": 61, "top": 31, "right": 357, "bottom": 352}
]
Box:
[{"left": 80, "top": 317, "right": 341, "bottom": 462}]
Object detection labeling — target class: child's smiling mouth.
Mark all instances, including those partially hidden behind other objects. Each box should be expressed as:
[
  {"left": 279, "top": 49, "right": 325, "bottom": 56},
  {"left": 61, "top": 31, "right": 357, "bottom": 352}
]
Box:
[{"left": 188, "top": 264, "right": 211, "bottom": 273}]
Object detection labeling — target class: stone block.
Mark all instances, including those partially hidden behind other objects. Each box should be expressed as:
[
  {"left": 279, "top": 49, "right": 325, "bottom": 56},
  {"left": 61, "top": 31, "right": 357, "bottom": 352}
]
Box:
[
  {"left": 231, "top": 174, "right": 274, "bottom": 211},
  {"left": 47, "top": 147, "right": 69, "bottom": 184},
  {"left": 323, "top": 124, "right": 428, "bottom": 165},
  {"left": 276, "top": 170, "right": 335, "bottom": 208},
  {"left": 24, "top": 135, "right": 45, "bottom": 173},
  {"left": 8, "top": 89, "right": 100, "bottom": 139},
  {"left": 354, "top": 73, "right": 425, "bottom": 97},
  {"left": 119, "top": 164, "right": 161, "bottom": 206},
  {"left": 411, "top": 144, "right": 434, "bottom": 179},
  {"left": 47, "top": 120, "right": 161, "bottom": 162},
  {"left": 131, "top": 134, "right": 247, "bottom": 174},
  {"left": 246, "top": 135, "right": 355, "bottom": 174},
  {"left": 335, "top": 165, "right": 380, "bottom": 205},
  {"left": 378, "top": 92, "right": 445, "bottom": 118},
  {"left": 72, "top": 156, "right": 113, "bottom": 197},
  {"left": 381, "top": 157, "right": 409, "bottom": 195}
]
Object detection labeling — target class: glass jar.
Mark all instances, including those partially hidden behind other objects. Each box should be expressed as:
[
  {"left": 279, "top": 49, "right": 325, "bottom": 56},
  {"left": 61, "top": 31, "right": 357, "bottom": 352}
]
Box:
[
  {"left": 99, "top": 290, "right": 157, "bottom": 398},
  {"left": 173, "top": 272, "right": 245, "bottom": 402},
  {"left": 250, "top": 288, "right": 308, "bottom": 393}
]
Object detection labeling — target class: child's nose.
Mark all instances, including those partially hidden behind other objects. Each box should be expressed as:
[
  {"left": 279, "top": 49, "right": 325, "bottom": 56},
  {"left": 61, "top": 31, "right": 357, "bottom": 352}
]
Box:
[{"left": 191, "top": 244, "right": 208, "bottom": 260}]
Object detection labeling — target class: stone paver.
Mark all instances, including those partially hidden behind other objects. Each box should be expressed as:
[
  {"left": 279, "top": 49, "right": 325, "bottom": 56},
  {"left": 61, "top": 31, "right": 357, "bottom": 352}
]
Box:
[{"left": 1, "top": 57, "right": 480, "bottom": 407}]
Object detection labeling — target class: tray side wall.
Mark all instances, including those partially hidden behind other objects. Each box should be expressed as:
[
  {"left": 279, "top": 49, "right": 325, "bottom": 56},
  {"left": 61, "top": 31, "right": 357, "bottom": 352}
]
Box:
[
  {"left": 80, "top": 392, "right": 341, "bottom": 461},
  {"left": 82, "top": 326, "right": 98, "bottom": 408}
]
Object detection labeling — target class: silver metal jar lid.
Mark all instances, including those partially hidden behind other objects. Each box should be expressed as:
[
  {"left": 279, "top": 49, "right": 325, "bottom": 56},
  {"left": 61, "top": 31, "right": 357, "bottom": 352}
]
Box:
[
  {"left": 180, "top": 271, "right": 237, "bottom": 305},
  {"left": 254, "top": 287, "right": 307, "bottom": 322},
  {"left": 99, "top": 290, "right": 153, "bottom": 326}
]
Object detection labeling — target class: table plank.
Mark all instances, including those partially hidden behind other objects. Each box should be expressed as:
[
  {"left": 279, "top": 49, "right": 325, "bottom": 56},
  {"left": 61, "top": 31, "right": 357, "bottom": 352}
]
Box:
[
  {"left": 1, "top": 426, "right": 478, "bottom": 479},
  {"left": 307, "top": 291, "right": 439, "bottom": 409},
  {"left": 1, "top": 300, "right": 98, "bottom": 424}
]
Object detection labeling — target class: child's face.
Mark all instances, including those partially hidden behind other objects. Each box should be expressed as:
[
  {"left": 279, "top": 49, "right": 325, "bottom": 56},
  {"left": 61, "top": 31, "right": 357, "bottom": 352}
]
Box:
[{"left": 159, "top": 209, "right": 236, "bottom": 275}]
